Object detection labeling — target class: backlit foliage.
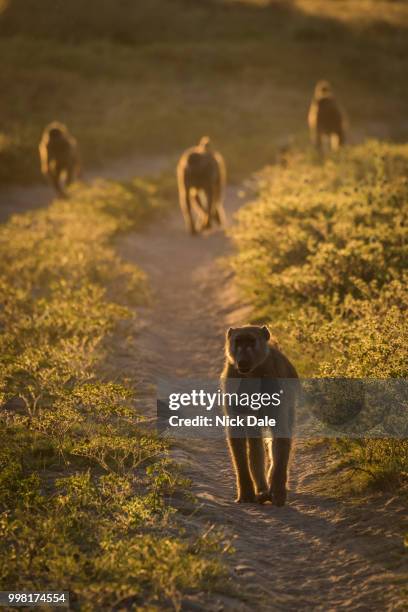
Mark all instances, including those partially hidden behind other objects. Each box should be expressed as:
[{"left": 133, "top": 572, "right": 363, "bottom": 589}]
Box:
[
  {"left": 231, "top": 141, "right": 408, "bottom": 488},
  {"left": 0, "top": 179, "right": 225, "bottom": 608}
]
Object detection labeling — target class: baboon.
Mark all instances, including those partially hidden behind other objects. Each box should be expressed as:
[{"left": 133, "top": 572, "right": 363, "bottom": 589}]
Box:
[
  {"left": 39, "top": 122, "right": 80, "bottom": 197},
  {"left": 308, "top": 80, "right": 346, "bottom": 152},
  {"left": 221, "top": 325, "right": 299, "bottom": 507},
  {"left": 177, "top": 137, "right": 226, "bottom": 235}
]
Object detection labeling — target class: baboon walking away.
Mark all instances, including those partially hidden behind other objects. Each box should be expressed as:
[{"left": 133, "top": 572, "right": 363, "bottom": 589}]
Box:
[
  {"left": 221, "top": 325, "right": 299, "bottom": 507},
  {"left": 177, "top": 137, "right": 226, "bottom": 235},
  {"left": 308, "top": 80, "right": 346, "bottom": 152},
  {"left": 39, "top": 122, "right": 80, "bottom": 197}
]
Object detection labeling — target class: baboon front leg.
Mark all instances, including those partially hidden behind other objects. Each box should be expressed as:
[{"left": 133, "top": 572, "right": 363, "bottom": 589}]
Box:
[
  {"left": 247, "top": 437, "right": 269, "bottom": 503},
  {"left": 268, "top": 437, "right": 291, "bottom": 507},
  {"left": 227, "top": 436, "right": 256, "bottom": 503}
]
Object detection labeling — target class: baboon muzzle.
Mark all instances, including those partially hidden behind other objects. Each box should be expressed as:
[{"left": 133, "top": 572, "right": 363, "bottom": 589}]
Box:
[{"left": 237, "top": 360, "right": 251, "bottom": 374}]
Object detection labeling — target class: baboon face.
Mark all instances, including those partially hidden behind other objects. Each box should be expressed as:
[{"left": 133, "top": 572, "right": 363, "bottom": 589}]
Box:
[{"left": 226, "top": 325, "right": 270, "bottom": 374}]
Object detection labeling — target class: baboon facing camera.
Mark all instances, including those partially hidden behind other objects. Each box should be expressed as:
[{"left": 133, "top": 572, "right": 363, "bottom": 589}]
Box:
[
  {"left": 177, "top": 137, "right": 226, "bottom": 235},
  {"left": 39, "top": 122, "right": 80, "bottom": 197},
  {"left": 221, "top": 325, "right": 299, "bottom": 507},
  {"left": 308, "top": 80, "right": 346, "bottom": 152}
]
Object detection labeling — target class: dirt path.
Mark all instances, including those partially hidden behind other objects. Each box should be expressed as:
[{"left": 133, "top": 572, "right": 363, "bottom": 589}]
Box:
[
  {"left": 119, "top": 189, "right": 407, "bottom": 611},
  {"left": 0, "top": 154, "right": 171, "bottom": 222}
]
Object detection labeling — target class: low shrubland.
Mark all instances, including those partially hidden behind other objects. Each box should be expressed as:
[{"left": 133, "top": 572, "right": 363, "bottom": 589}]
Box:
[
  {"left": 230, "top": 141, "right": 408, "bottom": 490},
  {"left": 0, "top": 180, "right": 225, "bottom": 609},
  {"left": 1, "top": 0, "right": 408, "bottom": 185}
]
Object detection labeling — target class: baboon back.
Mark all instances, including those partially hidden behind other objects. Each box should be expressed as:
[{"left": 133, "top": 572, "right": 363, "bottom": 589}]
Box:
[
  {"left": 47, "top": 137, "right": 74, "bottom": 167},
  {"left": 316, "top": 97, "right": 343, "bottom": 134},
  {"left": 185, "top": 151, "right": 220, "bottom": 190},
  {"left": 39, "top": 122, "right": 79, "bottom": 196},
  {"left": 177, "top": 138, "right": 226, "bottom": 234}
]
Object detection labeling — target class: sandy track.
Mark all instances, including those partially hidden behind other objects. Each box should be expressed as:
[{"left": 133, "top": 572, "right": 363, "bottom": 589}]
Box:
[
  {"left": 0, "top": 154, "right": 171, "bottom": 223},
  {"left": 119, "top": 189, "right": 407, "bottom": 611}
]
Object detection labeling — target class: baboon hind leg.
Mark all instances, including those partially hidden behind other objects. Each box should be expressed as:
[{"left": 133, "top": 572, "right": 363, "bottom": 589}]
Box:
[
  {"left": 315, "top": 130, "right": 323, "bottom": 153},
  {"left": 330, "top": 133, "right": 340, "bottom": 151},
  {"left": 50, "top": 168, "right": 65, "bottom": 198},
  {"left": 203, "top": 186, "right": 213, "bottom": 229},
  {"left": 330, "top": 128, "right": 345, "bottom": 151},
  {"left": 180, "top": 187, "right": 196, "bottom": 235},
  {"left": 66, "top": 161, "right": 75, "bottom": 188},
  {"left": 227, "top": 436, "right": 256, "bottom": 502},
  {"left": 213, "top": 207, "right": 221, "bottom": 224},
  {"left": 248, "top": 437, "right": 269, "bottom": 503},
  {"left": 213, "top": 201, "right": 226, "bottom": 227},
  {"left": 268, "top": 437, "right": 291, "bottom": 507},
  {"left": 194, "top": 191, "right": 210, "bottom": 230},
  {"left": 212, "top": 178, "right": 226, "bottom": 226}
]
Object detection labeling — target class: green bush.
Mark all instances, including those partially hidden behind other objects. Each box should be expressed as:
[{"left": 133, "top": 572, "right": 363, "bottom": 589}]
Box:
[
  {"left": 0, "top": 178, "right": 225, "bottom": 608},
  {"left": 230, "top": 141, "right": 408, "bottom": 488}
]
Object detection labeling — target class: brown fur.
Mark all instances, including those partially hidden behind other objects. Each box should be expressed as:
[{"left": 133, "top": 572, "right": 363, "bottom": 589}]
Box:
[
  {"left": 39, "top": 122, "right": 80, "bottom": 197},
  {"left": 221, "top": 325, "right": 298, "bottom": 507},
  {"left": 176, "top": 137, "right": 226, "bottom": 235},
  {"left": 308, "top": 81, "right": 346, "bottom": 152}
]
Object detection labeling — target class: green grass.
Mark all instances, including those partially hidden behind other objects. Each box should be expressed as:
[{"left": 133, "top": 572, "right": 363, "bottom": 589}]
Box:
[
  {"left": 0, "top": 179, "right": 226, "bottom": 609},
  {"left": 1, "top": 0, "right": 408, "bottom": 185},
  {"left": 229, "top": 141, "right": 408, "bottom": 490}
]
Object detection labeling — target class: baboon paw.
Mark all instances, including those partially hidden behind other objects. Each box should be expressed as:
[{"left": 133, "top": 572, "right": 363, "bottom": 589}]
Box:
[
  {"left": 235, "top": 492, "right": 256, "bottom": 503},
  {"left": 255, "top": 491, "right": 270, "bottom": 504},
  {"left": 270, "top": 488, "right": 287, "bottom": 507}
]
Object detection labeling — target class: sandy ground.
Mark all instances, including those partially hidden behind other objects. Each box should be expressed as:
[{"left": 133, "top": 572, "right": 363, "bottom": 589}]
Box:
[
  {"left": 1, "top": 161, "right": 406, "bottom": 611},
  {"left": 0, "top": 154, "right": 171, "bottom": 223},
  {"left": 118, "top": 189, "right": 408, "bottom": 611}
]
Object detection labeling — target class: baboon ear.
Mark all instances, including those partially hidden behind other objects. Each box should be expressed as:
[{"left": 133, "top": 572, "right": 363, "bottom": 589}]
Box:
[
  {"left": 227, "top": 327, "right": 234, "bottom": 339},
  {"left": 261, "top": 325, "right": 270, "bottom": 340}
]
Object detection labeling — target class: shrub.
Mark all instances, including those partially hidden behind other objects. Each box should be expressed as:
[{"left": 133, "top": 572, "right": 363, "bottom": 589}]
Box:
[
  {"left": 230, "top": 141, "right": 408, "bottom": 488},
  {"left": 0, "top": 178, "right": 225, "bottom": 608}
]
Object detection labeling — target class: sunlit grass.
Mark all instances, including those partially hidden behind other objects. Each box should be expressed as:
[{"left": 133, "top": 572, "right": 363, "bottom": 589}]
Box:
[
  {"left": 230, "top": 141, "right": 408, "bottom": 490},
  {"left": 0, "top": 177, "right": 226, "bottom": 608},
  {"left": 229, "top": 0, "right": 408, "bottom": 26},
  {"left": 295, "top": 0, "right": 408, "bottom": 27}
]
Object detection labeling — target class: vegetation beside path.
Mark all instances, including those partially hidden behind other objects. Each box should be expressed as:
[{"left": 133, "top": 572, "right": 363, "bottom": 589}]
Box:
[
  {"left": 0, "top": 178, "right": 226, "bottom": 610},
  {"left": 230, "top": 141, "right": 408, "bottom": 493}
]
